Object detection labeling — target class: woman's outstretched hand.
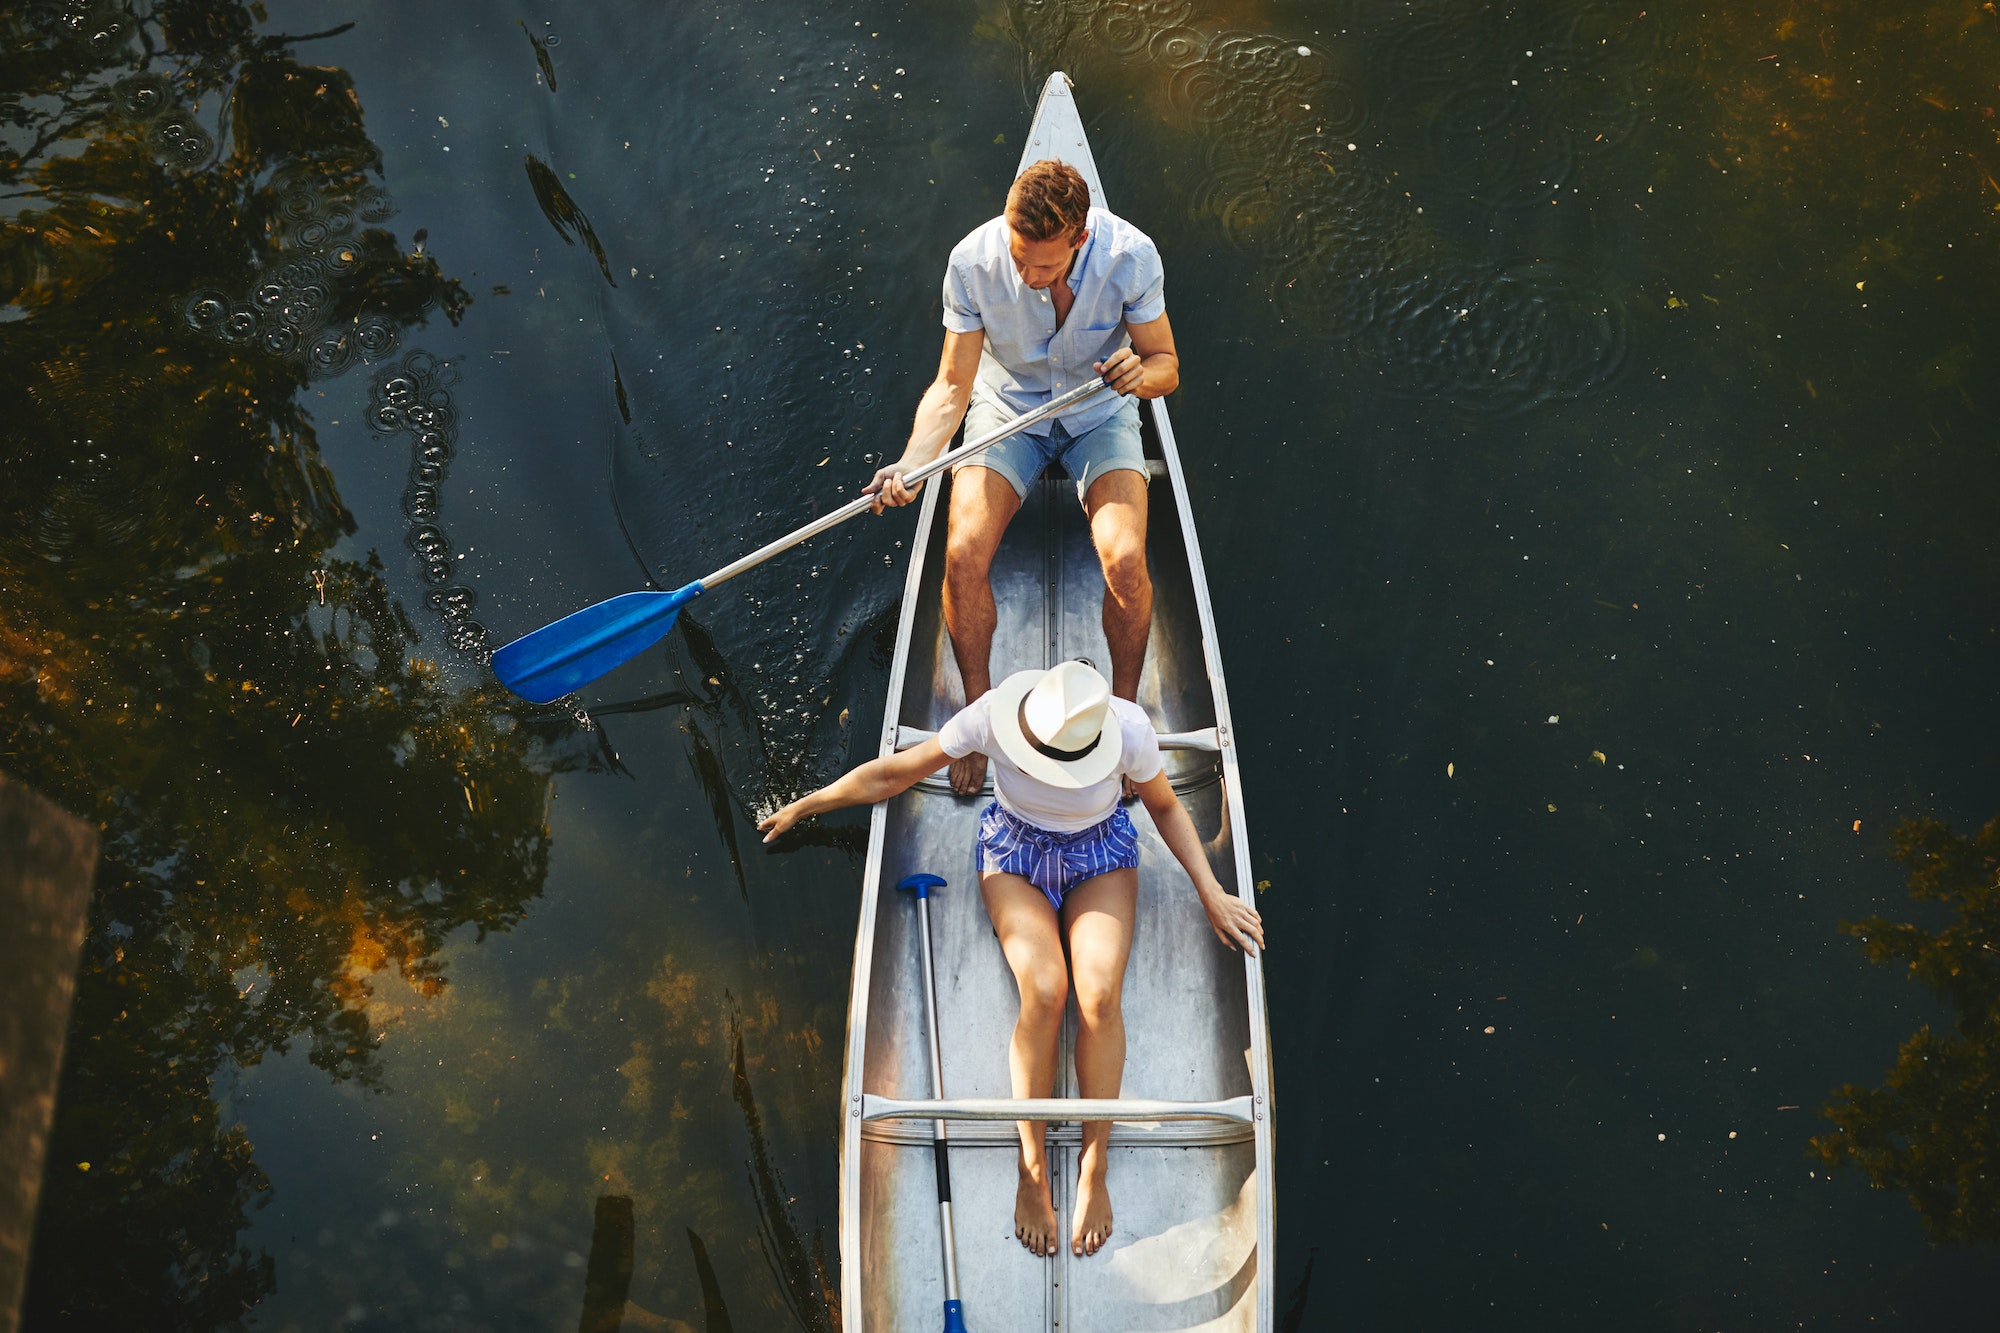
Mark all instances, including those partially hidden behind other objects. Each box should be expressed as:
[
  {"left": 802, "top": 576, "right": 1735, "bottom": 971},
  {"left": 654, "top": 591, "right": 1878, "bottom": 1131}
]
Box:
[
  {"left": 757, "top": 799, "right": 809, "bottom": 843},
  {"left": 1199, "top": 887, "right": 1265, "bottom": 954},
  {"left": 754, "top": 740, "right": 950, "bottom": 846}
]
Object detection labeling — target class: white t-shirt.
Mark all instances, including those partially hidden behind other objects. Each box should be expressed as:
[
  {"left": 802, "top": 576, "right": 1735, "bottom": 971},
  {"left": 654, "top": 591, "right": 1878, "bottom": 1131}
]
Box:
[{"left": 937, "top": 691, "right": 1165, "bottom": 832}]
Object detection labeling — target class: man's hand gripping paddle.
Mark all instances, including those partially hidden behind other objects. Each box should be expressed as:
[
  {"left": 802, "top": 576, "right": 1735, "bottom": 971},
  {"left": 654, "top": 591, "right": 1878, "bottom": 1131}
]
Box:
[{"left": 491, "top": 379, "right": 1115, "bottom": 705}]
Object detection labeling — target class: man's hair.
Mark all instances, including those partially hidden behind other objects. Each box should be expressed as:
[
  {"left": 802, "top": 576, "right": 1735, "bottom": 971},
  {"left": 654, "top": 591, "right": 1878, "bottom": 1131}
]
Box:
[{"left": 1007, "top": 160, "right": 1091, "bottom": 243}]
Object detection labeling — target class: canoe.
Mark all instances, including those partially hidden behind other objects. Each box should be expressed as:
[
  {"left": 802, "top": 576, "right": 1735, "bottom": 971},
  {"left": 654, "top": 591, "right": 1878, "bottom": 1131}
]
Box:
[{"left": 837, "top": 72, "right": 1276, "bottom": 1332}]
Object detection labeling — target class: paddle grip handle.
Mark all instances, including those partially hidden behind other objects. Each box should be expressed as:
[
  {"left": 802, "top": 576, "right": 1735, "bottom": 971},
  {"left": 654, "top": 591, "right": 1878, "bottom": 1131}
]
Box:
[{"left": 697, "top": 378, "right": 1116, "bottom": 591}]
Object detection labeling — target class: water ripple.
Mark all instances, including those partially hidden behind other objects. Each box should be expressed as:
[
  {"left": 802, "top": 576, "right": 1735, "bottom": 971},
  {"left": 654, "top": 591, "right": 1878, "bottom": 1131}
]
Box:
[
  {"left": 1020, "top": 0, "right": 1644, "bottom": 416},
  {"left": 1356, "top": 259, "right": 1630, "bottom": 414},
  {"left": 106, "top": 68, "right": 213, "bottom": 171},
  {"left": 178, "top": 166, "right": 418, "bottom": 378}
]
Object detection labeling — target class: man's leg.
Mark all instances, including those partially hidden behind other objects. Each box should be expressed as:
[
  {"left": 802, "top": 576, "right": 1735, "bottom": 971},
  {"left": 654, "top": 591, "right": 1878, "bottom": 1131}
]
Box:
[
  {"left": 979, "top": 870, "right": 1069, "bottom": 1257},
  {"left": 943, "top": 466, "right": 1022, "bottom": 793},
  {"left": 1060, "top": 866, "right": 1139, "bottom": 1257},
  {"left": 1083, "top": 469, "right": 1151, "bottom": 701}
]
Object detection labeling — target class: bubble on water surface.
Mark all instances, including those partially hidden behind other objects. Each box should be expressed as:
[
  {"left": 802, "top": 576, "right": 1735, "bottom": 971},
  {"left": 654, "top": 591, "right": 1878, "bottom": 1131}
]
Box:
[
  {"left": 219, "top": 307, "right": 258, "bottom": 344},
  {"left": 259, "top": 324, "right": 300, "bottom": 356},
  {"left": 368, "top": 353, "right": 489, "bottom": 656},
  {"left": 355, "top": 318, "right": 398, "bottom": 359},
  {"left": 278, "top": 295, "right": 322, "bottom": 328},
  {"left": 274, "top": 256, "right": 324, "bottom": 285},
  {"left": 177, "top": 165, "right": 425, "bottom": 379},
  {"left": 1148, "top": 26, "right": 1207, "bottom": 68},
  {"left": 307, "top": 329, "right": 353, "bottom": 372},
  {"left": 183, "top": 292, "right": 230, "bottom": 333},
  {"left": 150, "top": 116, "right": 213, "bottom": 168},
  {"left": 111, "top": 72, "right": 168, "bottom": 117}
]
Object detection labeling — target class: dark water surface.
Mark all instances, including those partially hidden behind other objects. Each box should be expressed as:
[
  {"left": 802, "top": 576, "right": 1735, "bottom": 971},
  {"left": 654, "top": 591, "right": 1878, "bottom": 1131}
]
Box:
[{"left": 6, "top": 0, "right": 1999, "bottom": 1328}]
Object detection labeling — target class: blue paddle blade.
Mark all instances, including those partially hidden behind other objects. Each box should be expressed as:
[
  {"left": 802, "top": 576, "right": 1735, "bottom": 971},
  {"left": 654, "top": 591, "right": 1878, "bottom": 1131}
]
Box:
[
  {"left": 492, "top": 580, "right": 704, "bottom": 704},
  {"left": 942, "top": 1299, "right": 967, "bottom": 1333}
]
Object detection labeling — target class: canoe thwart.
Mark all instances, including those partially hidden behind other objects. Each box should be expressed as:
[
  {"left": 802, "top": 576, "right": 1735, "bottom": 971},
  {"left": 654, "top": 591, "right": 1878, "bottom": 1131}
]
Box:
[
  {"left": 895, "top": 725, "right": 1219, "bottom": 753},
  {"left": 861, "top": 1093, "right": 1255, "bottom": 1124},
  {"left": 861, "top": 1116, "right": 1256, "bottom": 1148}
]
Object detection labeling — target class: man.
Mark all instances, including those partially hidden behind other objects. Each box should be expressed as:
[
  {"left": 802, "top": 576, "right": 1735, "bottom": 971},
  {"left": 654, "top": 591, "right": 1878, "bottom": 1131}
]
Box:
[{"left": 866, "top": 159, "right": 1180, "bottom": 795}]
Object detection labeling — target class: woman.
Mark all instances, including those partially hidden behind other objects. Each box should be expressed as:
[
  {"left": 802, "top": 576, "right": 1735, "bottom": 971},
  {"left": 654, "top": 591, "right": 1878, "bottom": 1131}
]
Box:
[{"left": 757, "top": 660, "right": 1264, "bottom": 1260}]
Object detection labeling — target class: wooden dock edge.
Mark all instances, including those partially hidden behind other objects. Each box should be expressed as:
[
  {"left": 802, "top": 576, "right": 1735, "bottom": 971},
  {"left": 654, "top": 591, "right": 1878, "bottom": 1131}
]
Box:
[{"left": 0, "top": 772, "right": 99, "bottom": 1333}]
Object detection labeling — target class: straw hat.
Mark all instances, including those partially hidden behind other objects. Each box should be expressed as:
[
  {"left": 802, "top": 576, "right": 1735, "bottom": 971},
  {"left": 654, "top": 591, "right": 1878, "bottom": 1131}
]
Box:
[{"left": 990, "top": 660, "right": 1123, "bottom": 789}]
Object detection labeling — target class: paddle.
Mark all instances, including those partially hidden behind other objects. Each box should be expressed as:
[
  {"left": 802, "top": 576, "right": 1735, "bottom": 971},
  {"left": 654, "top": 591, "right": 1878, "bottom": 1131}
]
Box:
[
  {"left": 898, "top": 872, "right": 970, "bottom": 1333},
  {"left": 491, "top": 378, "right": 1117, "bottom": 704}
]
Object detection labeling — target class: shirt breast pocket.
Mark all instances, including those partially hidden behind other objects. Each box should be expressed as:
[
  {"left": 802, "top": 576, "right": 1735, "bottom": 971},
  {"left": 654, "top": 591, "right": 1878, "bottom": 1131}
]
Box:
[{"left": 1071, "top": 321, "right": 1126, "bottom": 355}]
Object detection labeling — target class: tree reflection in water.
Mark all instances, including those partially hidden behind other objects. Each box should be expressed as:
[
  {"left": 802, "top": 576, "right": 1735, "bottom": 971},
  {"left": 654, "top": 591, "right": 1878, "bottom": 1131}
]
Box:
[
  {"left": 585, "top": 603, "right": 874, "bottom": 904},
  {"left": 0, "top": 3, "right": 570, "bottom": 1325},
  {"left": 1812, "top": 816, "right": 2000, "bottom": 1244}
]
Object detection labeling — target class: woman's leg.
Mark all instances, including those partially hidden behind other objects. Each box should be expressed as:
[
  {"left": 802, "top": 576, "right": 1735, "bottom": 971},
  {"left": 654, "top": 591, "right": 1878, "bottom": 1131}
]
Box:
[
  {"left": 979, "top": 870, "right": 1068, "bottom": 1256},
  {"left": 1059, "top": 866, "right": 1139, "bottom": 1256}
]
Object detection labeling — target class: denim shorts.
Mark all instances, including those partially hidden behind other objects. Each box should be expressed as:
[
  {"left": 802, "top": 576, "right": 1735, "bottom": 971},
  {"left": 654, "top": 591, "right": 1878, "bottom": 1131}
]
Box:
[
  {"left": 977, "top": 801, "right": 1142, "bottom": 912},
  {"left": 952, "top": 393, "right": 1147, "bottom": 504}
]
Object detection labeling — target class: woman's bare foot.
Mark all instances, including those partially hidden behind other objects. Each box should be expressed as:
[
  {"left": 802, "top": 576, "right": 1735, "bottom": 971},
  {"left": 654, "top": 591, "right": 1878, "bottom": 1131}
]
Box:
[
  {"left": 1071, "top": 1156, "right": 1114, "bottom": 1256},
  {"left": 1015, "top": 1160, "right": 1059, "bottom": 1256},
  {"left": 950, "top": 750, "right": 988, "bottom": 796}
]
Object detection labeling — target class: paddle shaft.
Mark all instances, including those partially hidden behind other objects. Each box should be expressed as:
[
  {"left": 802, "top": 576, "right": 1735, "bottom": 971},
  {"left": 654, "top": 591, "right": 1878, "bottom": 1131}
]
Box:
[
  {"left": 914, "top": 890, "right": 963, "bottom": 1306},
  {"left": 697, "top": 378, "right": 1116, "bottom": 591}
]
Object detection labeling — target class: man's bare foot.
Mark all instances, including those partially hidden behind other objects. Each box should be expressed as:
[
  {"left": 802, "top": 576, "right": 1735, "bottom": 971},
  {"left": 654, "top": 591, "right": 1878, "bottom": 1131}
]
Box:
[
  {"left": 950, "top": 750, "right": 988, "bottom": 796},
  {"left": 1071, "top": 1157, "right": 1113, "bottom": 1256},
  {"left": 1015, "top": 1161, "right": 1059, "bottom": 1257}
]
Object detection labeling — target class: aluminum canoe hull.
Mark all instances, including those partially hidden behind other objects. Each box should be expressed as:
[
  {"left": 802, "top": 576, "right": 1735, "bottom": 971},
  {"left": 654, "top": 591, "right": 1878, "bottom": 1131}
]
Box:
[{"left": 837, "top": 71, "right": 1275, "bottom": 1333}]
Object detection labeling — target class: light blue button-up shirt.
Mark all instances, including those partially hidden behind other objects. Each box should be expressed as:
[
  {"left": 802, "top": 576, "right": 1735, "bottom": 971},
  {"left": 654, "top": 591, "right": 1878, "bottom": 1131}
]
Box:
[{"left": 940, "top": 206, "right": 1166, "bottom": 438}]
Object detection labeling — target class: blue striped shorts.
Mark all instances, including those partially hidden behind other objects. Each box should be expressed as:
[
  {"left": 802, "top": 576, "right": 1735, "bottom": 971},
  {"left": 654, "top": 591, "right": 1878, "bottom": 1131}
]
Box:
[{"left": 977, "top": 801, "right": 1141, "bottom": 911}]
